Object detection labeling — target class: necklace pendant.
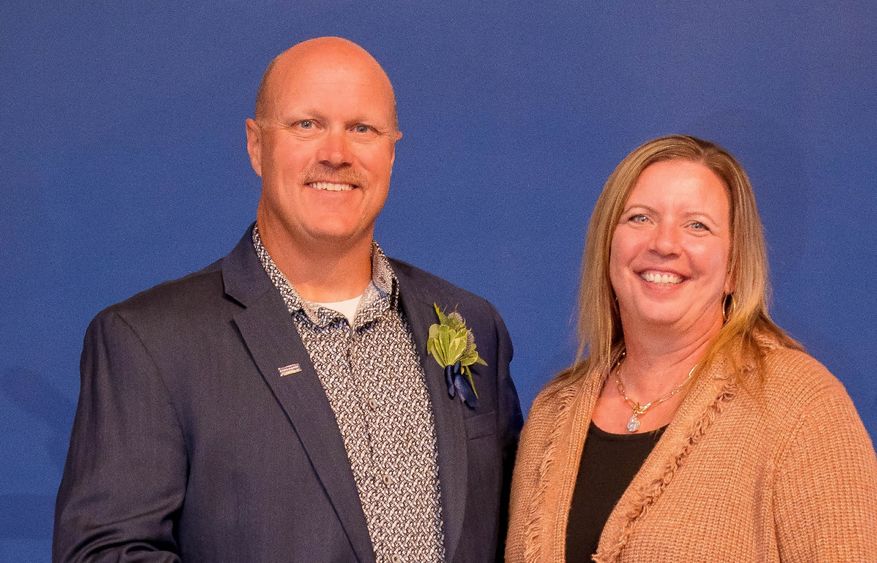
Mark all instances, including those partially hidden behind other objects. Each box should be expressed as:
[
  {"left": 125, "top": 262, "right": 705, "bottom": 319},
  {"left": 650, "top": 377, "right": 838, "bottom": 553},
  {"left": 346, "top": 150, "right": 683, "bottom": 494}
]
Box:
[{"left": 626, "top": 413, "right": 641, "bottom": 433}]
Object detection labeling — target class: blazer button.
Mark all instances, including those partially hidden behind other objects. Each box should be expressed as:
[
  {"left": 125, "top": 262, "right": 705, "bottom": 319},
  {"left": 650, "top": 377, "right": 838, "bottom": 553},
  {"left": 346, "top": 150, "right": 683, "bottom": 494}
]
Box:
[
  {"left": 382, "top": 474, "right": 394, "bottom": 486},
  {"left": 367, "top": 397, "right": 380, "bottom": 410}
]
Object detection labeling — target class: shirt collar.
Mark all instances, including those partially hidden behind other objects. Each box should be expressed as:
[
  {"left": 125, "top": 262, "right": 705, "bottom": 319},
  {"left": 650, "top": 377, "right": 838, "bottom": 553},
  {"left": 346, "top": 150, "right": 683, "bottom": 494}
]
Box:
[{"left": 252, "top": 225, "right": 399, "bottom": 327}]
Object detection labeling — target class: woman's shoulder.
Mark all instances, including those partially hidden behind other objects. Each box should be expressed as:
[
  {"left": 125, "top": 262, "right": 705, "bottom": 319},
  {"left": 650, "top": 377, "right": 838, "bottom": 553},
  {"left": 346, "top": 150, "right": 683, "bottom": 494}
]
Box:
[
  {"left": 754, "top": 346, "right": 871, "bottom": 451},
  {"left": 755, "top": 349, "right": 877, "bottom": 561},
  {"left": 759, "top": 346, "right": 847, "bottom": 404},
  {"left": 519, "top": 370, "right": 592, "bottom": 445},
  {"left": 530, "top": 370, "right": 589, "bottom": 414}
]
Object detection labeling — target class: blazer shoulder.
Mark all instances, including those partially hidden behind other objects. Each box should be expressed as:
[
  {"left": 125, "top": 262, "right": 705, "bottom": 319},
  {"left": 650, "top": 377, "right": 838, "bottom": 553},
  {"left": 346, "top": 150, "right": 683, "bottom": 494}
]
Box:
[
  {"left": 95, "top": 258, "right": 229, "bottom": 329},
  {"left": 389, "top": 257, "right": 499, "bottom": 318}
]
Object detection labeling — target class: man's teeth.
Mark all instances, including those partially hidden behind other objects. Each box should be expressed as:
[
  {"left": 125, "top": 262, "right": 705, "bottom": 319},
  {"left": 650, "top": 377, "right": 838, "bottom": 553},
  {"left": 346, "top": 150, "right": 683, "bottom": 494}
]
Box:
[
  {"left": 309, "top": 182, "right": 353, "bottom": 192},
  {"left": 641, "top": 271, "right": 683, "bottom": 284}
]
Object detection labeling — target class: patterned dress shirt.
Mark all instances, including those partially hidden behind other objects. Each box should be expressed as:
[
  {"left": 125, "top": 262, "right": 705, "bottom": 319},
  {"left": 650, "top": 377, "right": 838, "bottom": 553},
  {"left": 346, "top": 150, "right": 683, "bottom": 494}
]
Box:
[{"left": 253, "top": 227, "right": 445, "bottom": 563}]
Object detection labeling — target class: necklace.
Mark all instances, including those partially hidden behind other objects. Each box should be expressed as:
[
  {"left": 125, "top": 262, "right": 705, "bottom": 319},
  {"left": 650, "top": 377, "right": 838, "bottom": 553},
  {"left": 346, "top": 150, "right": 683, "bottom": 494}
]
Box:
[{"left": 614, "top": 357, "right": 697, "bottom": 433}]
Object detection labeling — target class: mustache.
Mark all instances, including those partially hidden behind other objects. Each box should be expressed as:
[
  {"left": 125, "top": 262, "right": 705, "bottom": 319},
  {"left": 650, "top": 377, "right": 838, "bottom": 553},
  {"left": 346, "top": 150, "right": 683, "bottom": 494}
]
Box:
[{"left": 302, "top": 164, "right": 366, "bottom": 187}]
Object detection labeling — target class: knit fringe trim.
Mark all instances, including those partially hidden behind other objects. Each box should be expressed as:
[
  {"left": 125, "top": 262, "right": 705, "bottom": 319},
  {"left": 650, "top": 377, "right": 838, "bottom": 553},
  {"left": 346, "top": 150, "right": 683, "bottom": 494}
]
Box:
[
  {"left": 592, "top": 382, "right": 738, "bottom": 563},
  {"left": 523, "top": 382, "right": 581, "bottom": 563}
]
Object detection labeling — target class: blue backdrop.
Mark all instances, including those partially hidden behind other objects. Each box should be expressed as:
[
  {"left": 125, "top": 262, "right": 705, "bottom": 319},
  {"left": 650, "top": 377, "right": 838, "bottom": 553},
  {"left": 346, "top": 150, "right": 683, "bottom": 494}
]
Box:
[{"left": 2, "top": 2, "right": 875, "bottom": 559}]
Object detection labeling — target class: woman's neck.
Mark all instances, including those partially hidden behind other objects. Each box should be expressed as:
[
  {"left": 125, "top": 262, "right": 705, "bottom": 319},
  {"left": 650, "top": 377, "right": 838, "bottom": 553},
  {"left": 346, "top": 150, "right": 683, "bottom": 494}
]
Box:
[{"left": 619, "top": 319, "right": 721, "bottom": 397}]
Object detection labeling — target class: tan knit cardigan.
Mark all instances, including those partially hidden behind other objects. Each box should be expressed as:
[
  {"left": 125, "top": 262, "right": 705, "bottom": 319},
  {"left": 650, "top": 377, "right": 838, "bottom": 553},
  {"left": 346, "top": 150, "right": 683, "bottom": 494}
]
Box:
[{"left": 506, "top": 347, "right": 877, "bottom": 562}]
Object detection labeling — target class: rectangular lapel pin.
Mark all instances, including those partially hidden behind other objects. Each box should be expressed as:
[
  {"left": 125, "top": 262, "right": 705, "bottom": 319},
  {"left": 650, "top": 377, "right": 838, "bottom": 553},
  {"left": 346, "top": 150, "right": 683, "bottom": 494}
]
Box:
[{"left": 278, "top": 363, "right": 302, "bottom": 377}]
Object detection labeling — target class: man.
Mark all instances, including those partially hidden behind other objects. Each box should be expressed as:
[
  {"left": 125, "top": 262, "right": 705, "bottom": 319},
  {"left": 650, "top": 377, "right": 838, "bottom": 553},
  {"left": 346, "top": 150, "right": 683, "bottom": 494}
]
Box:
[{"left": 54, "top": 37, "right": 522, "bottom": 562}]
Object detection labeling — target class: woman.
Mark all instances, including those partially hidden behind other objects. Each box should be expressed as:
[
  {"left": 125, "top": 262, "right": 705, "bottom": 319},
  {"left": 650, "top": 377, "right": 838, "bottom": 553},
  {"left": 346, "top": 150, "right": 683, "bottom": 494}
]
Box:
[{"left": 506, "top": 135, "right": 876, "bottom": 562}]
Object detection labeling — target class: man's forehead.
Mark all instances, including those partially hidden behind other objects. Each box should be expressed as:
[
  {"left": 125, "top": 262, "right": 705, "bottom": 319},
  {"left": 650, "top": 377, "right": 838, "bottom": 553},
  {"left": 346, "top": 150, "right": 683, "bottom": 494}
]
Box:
[{"left": 269, "top": 74, "right": 393, "bottom": 110}]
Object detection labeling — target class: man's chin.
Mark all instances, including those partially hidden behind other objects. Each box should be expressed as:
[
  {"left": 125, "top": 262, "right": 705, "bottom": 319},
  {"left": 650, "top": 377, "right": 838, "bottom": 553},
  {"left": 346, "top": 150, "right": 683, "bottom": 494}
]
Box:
[{"left": 301, "top": 225, "right": 375, "bottom": 250}]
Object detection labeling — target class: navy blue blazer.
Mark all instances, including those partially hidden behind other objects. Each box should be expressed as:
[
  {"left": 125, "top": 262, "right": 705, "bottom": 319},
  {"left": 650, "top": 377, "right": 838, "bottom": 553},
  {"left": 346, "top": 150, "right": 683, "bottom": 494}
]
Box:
[{"left": 54, "top": 228, "right": 522, "bottom": 562}]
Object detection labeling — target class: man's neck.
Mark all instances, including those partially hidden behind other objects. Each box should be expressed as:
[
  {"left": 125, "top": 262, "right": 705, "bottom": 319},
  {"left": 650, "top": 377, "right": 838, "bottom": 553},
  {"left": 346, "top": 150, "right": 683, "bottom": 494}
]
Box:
[{"left": 256, "top": 223, "right": 374, "bottom": 303}]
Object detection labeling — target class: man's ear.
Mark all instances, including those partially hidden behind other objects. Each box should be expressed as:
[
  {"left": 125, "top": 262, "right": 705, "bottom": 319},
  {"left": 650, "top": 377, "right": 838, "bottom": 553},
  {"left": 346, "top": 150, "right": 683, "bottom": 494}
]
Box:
[
  {"left": 245, "top": 118, "right": 262, "bottom": 177},
  {"left": 390, "top": 129, "right": 402, "bottom": 166}
]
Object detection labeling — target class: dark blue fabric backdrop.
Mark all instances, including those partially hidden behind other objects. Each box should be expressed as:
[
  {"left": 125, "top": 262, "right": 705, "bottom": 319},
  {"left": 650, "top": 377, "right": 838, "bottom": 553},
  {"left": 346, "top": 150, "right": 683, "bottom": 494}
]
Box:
[{"left": 2, "top": 2, "right": 875, "bottom": 559}]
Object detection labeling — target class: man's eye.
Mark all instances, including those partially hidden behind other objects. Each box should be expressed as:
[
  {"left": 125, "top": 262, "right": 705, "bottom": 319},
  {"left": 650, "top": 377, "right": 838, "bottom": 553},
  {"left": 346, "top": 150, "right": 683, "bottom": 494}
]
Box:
[
  {"left": 289, "top": 119, "right": 318, "bottom": 131},
  {"left": 353, "top": 124, "right": 374, "bottom": 134}
]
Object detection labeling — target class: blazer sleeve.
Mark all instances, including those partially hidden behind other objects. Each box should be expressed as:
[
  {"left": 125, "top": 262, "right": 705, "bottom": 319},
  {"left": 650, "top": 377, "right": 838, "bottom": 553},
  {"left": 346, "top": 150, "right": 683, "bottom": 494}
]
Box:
[
  {"left": 491, "top": 305, "right": 524, "bottom": 558},
  {"left": 54, "top": 310, "right": 186, "bottom": 562},
  {"left": 773, "top": 377, "right": 877, "bottom": 562}
]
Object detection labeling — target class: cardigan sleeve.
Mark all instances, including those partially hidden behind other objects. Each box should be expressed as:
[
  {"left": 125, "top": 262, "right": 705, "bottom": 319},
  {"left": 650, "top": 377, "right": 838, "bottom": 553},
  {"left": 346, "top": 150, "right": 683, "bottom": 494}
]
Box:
[
  {"left": 772, "top": 374, "right": 877, "bottom": 562},
  {"left": 506, "top": 390, "right": 550, "bottom": 562},
  {"left": 506, "top": 378, "right": 577, "bottom": 563}
]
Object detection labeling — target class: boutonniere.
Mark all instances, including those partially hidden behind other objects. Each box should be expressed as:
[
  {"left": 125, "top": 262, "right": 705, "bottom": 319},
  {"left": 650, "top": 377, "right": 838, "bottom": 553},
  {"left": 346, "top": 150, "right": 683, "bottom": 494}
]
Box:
[{"left": 427, "top": 303, "right": 487, "bottom": 408}]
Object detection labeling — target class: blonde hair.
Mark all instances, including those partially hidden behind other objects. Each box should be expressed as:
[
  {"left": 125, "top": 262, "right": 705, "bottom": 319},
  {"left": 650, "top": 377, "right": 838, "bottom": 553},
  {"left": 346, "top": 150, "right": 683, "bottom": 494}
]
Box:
[{"left": 563, "top": 134, "right": 800, "bottom": 382}]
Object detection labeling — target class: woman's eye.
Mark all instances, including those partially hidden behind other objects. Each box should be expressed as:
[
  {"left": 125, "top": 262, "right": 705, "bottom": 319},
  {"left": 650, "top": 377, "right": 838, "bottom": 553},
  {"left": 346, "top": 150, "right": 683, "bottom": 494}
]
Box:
[
  {"left": 629, "top": 214, "right": 649, "bottom": 224},
  {"left": 690, "top": 221, "right": 709, "bottom": 231}
]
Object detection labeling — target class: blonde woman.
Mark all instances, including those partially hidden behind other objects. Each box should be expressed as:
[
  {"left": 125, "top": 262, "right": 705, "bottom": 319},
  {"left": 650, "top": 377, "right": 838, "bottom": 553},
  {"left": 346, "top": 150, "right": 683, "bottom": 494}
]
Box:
[{"left": 506, "top": 135, "right": 876, "bottom": 562}]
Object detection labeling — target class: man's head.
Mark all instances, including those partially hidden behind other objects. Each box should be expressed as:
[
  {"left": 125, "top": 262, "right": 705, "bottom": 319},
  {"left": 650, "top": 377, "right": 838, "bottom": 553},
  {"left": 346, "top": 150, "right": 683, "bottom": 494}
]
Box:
[{"left": 246, "top": 37, "right": 402, "bottom": 253}]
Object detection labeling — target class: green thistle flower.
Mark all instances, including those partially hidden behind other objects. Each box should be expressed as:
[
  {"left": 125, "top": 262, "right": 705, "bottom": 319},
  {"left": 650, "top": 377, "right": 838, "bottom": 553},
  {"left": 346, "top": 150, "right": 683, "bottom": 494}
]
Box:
[{"left": 427, "top": 303, "right": 487, "bottom": 396}]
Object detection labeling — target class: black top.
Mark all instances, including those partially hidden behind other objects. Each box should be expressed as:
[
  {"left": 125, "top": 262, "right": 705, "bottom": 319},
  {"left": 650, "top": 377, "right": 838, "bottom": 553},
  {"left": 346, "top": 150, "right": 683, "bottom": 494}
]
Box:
[{"left": 566, "top": 422, "right": 666, "bottom": 562}]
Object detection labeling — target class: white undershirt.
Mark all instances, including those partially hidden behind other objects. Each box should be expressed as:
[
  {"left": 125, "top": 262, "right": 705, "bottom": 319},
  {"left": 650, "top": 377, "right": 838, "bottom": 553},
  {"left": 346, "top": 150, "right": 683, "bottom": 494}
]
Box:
[{"left": 313, "top": 294, "right": 363, "bottom": 325}]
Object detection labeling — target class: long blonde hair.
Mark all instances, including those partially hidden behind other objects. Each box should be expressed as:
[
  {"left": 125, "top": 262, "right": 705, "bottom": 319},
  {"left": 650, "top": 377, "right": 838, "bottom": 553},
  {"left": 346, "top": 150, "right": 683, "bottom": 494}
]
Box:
[{"left": 562, "top": 134, "right": 800, "bottom": 382}]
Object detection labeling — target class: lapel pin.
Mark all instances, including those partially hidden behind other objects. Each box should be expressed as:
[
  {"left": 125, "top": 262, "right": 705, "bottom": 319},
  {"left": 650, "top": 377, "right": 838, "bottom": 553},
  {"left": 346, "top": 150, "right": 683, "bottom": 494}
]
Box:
[{"left": 278, "top": 363, "right": 302, "bottom": 377}]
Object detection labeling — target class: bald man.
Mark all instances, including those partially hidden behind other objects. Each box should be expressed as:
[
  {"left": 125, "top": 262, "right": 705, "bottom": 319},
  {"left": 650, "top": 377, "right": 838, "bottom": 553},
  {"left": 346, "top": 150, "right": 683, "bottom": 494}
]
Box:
[{"left": 54, "top": 37, "right": 522, "bottom": 562}]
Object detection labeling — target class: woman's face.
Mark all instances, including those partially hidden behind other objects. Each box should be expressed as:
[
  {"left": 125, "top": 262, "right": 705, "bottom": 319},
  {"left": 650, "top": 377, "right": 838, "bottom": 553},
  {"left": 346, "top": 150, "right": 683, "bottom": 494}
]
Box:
[{"left": 609, "top": 159, "right": 732, "bottom": 336}]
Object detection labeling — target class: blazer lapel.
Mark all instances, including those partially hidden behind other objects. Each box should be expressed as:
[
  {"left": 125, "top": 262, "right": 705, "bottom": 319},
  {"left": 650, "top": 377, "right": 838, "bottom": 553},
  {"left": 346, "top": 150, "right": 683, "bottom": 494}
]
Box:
[
  {"left": 223, "top": 230, "right": 374, "bottom": 563},
  {"left": 396, "top": 274, "right": 468, "bottom": 562}
]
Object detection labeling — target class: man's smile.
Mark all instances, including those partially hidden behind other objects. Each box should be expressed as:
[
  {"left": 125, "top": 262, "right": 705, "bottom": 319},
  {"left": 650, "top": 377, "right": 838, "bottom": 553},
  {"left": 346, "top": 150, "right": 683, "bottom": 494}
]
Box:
[{"left": 307, "top": 181, "right": 357, "bottom": 192}]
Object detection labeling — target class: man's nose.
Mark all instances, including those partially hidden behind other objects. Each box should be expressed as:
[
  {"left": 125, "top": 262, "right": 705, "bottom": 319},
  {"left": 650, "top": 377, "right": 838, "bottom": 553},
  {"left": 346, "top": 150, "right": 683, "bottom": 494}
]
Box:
[{"left": 316, "top": 128, "right": 352, "bottom": 167}]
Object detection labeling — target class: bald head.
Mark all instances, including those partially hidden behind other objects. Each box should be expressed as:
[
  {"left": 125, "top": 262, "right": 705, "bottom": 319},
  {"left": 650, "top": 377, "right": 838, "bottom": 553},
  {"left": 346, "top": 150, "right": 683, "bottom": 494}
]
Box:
[{"left": 254, "top": 37, "right": 398, "bottom": 129}]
